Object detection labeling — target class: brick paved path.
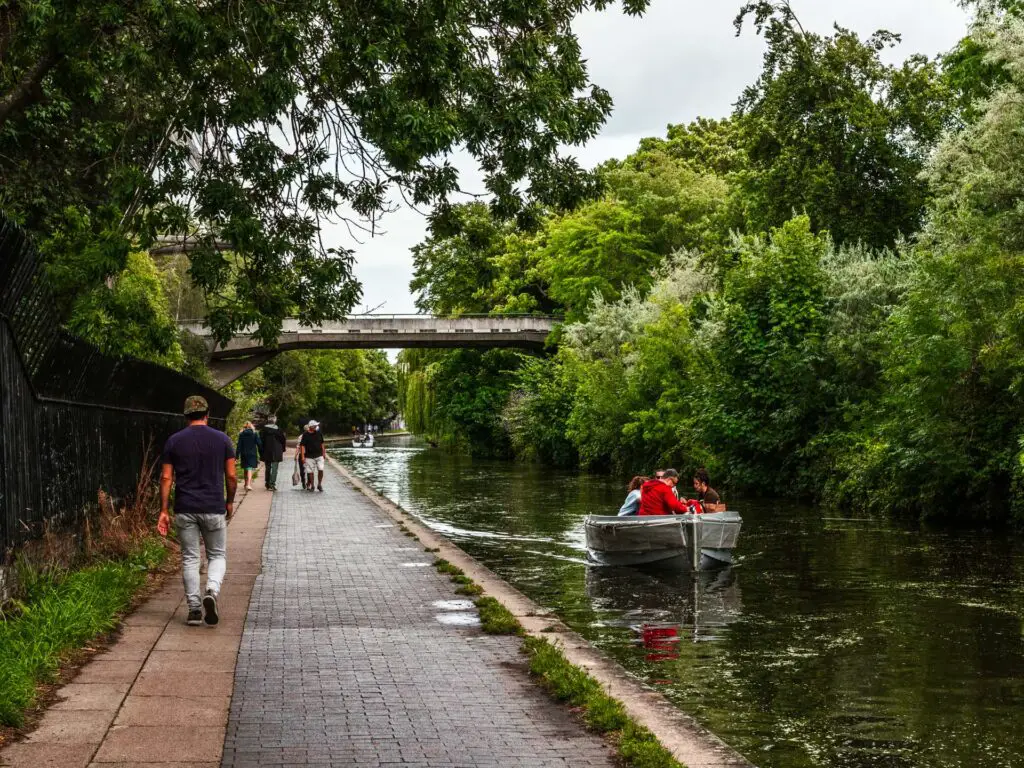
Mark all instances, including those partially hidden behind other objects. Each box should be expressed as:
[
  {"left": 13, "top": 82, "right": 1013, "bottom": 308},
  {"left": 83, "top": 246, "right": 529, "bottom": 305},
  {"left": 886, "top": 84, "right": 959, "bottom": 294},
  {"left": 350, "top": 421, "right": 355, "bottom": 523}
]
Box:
[{"left": 222, "top": 463, "right": 617, "bottom": 767}]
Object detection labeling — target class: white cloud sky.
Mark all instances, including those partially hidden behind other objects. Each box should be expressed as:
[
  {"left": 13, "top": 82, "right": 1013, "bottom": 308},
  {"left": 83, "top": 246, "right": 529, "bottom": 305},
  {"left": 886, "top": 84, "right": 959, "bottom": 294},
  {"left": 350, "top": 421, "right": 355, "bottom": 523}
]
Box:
[{"left": 334, "top": 0, "right": 970, "bottom": 317}]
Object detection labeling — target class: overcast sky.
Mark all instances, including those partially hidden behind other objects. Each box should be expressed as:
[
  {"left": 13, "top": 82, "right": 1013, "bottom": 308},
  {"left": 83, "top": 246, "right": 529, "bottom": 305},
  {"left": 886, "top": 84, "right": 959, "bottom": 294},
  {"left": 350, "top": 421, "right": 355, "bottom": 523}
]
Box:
[{"left": 333, "top": 0, "right": 971, "bottom": 317}]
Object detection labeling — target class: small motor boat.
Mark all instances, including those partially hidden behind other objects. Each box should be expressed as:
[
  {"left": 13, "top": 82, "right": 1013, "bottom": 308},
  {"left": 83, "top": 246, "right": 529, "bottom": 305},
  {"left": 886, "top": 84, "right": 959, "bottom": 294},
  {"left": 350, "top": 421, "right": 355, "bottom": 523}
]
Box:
[
  {"left": 352, "top": 433, "right": 374, "bottom": 448},
  {"left": 584, "top": 511, "right": 742, "bottom": 570}
]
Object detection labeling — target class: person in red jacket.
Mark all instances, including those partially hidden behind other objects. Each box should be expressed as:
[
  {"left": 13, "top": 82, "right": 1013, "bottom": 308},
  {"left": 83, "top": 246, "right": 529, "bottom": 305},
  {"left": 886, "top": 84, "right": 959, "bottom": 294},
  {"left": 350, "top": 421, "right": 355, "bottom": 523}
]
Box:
[{"left": 639, "top": 469, "right": 693, "bottom": 515}]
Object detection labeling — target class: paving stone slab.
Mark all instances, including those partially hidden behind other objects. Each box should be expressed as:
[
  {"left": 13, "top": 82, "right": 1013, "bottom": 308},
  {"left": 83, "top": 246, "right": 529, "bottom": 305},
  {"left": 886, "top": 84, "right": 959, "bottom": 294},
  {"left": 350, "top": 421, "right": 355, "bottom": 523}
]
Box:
[
  {"left": 71, "top": 659, "right": 143, "bottom": 685},
  {"left": 51, "top": 683, "right": 131, "bottom": 712},
  {"left": 24, "top": 710, "right": 115, "bottom": 745},
  {"left": 92, "top": 725, "right": 225, "bottom": 763},
  {"left": 114, "top": 695, "right": 232, "bottom": 726},
  {"left": 0, "top": 742, "right": 95, "bottom": 767}
]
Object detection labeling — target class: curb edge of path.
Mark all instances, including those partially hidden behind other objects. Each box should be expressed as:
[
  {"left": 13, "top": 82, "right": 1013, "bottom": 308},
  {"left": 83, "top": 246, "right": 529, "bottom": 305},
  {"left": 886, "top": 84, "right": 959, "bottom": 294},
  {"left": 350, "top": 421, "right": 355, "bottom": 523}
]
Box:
[{"left": 328, "top": 454, "right": 756, "bottom": 768}]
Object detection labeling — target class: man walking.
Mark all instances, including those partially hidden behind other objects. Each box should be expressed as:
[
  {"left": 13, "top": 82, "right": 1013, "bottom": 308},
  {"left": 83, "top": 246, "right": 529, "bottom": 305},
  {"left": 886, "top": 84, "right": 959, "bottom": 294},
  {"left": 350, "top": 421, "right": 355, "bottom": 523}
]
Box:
[
  {"left": 259, "top": 415, "right": 287, "bottom": 490},
  {"left": 157, "top": 396, "right": 237, "bottom": 626},
  {"left": 299, "top": 420, "right": 326, "bottom": 492}
]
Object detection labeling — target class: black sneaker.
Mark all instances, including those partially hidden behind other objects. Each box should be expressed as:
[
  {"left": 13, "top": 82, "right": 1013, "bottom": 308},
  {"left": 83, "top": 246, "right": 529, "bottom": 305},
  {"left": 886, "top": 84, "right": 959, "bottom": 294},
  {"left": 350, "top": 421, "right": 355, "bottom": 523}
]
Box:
[
  {"left": 186, "top": 608, "right": 203, "bottom": 626},
  {"left": 202, "top": 591, "right": 219, "bottom": 626},
  {"left": 317, "top": 486, "right": 324, "bottom": 492}
]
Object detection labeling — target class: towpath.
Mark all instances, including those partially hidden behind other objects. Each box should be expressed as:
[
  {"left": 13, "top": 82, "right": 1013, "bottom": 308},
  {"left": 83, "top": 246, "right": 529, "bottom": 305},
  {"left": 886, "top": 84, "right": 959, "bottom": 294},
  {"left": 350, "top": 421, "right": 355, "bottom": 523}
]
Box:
[{"left": 220, "top": 460, "right": 617, "bottom": 767}]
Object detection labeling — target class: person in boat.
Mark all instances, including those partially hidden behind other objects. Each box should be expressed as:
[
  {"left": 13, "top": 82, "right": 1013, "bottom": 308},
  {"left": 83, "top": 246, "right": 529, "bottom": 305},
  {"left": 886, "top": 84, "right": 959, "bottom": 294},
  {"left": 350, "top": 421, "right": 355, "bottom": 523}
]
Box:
[
  {"left": 691, "top": 467, "right": 726, "bottom": 512},
  {"left": 618, "top": 476, "right": 648, "bottom": 516},
  {"left": 639, "top": 469, "right": 693, "bottom": 515},
  {"left": 653, "top": 468, "right": 679, "bottom": 499}
]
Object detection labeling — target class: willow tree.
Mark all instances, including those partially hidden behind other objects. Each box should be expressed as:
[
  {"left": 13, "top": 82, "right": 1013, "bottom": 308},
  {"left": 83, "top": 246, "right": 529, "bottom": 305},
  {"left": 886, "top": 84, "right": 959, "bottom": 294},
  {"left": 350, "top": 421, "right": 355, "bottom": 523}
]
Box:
[{"left": 0, "top": 0, "right": 648, "bottom": 345}]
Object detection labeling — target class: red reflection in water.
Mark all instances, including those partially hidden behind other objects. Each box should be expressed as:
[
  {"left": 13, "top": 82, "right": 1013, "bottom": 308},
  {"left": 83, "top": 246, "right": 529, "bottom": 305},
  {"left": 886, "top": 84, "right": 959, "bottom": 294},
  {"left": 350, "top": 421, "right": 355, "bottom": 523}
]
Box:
[{"left": 642, "top": 624, "right": 680, "bottom": 662}]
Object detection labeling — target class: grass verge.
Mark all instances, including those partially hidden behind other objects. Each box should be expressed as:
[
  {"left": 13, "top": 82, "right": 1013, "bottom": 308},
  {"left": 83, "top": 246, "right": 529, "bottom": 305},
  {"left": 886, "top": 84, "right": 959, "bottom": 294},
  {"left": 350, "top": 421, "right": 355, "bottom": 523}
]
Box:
[
  {"left": 0, "top": 539, "right": 167, "bottom": 727},
  {"left": 474, "top": 596, "right": 523, "bottom": 635},
  {"left": 523, "top": 635, "right": 685, "bottom": 768}
]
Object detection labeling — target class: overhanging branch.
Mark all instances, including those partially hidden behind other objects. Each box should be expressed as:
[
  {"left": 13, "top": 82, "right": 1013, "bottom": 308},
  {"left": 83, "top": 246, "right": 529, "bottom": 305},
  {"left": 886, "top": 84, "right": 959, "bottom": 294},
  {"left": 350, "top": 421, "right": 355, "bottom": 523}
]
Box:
[{"left": 0, "top": 48, "right": 60, "bottom": 129}]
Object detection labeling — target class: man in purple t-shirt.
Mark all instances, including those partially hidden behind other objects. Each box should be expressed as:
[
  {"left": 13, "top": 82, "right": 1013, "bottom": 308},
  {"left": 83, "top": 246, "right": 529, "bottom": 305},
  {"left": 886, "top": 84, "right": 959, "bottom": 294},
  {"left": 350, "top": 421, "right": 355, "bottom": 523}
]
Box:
[{"left": 158, "top": 396, "right": 237, "bottom": 626}]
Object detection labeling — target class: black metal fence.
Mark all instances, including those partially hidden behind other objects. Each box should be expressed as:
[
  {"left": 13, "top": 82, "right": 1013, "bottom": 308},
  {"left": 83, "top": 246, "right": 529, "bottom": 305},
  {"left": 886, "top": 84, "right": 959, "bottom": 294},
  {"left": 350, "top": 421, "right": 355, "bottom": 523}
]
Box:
[{"left": 0, "top": 215, "right": 233, "bottom": 554}]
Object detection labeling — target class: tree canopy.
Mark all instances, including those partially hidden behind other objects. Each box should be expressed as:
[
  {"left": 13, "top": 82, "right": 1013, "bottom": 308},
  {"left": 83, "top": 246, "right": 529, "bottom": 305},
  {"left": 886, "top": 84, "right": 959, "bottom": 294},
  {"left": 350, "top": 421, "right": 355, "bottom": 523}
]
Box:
[
  {"left": 0, "top": 0, "right": 649, "bottom": 344},
  {"left": 732, "top": 1, "right": 952, "bottom": 249},
  {"left": 400, "top": 4, "right": 1024, "bottom": 526}
]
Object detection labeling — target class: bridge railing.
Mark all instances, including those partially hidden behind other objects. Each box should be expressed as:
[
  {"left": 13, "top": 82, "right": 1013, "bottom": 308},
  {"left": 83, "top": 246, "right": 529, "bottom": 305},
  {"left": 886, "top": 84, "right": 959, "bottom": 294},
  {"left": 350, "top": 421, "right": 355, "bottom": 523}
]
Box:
[{"left": 178, "top": 314, "right": 561, "bottom": 344}]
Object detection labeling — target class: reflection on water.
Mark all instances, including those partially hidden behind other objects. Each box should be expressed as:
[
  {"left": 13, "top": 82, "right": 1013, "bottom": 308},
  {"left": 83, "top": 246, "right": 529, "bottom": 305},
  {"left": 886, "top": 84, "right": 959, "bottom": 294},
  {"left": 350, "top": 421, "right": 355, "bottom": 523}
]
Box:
[
  {"left": 334, "top": 437, "right": 1024, "bottom": 768},
  {"left": 585, "top": 567, "right": 743, "bottom": 643}
]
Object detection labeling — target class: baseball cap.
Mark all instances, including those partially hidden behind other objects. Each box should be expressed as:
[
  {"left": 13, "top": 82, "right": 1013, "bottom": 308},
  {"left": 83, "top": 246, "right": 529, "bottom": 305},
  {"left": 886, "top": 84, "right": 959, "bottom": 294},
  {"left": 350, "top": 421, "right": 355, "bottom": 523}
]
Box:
[
  {"left": 183, "top": 395, "right": 209, "bottom": 415},
  {"left": 307, "top": 420, "right": 320, "bottom": 428}
]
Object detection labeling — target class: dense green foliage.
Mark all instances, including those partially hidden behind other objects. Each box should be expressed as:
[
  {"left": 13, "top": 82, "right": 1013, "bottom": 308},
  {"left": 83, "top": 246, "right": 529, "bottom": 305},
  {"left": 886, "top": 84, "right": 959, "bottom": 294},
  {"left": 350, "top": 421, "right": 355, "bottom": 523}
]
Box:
[
  {"left": 404, "top": 8, "right": 1024, "bottom": 525},
  {"left": 66, "top": 250, "right": 187, "bottom": 368},
  {"left": 0, "top": 541, "right": 167, "bottom": 726},
  {"left": 226, "top": 349, "right": 398, "bottom": 438},
  {"left": 1, "top": 0, "right": 648, "bottom": 344},
  {"left": 733, "top": 1, "right": 952, "bottom": 249}
]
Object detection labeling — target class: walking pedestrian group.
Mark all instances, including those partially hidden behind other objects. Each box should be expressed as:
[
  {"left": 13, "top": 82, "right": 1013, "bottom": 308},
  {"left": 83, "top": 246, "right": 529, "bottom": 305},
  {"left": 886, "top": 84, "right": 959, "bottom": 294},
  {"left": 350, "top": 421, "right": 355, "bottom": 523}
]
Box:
[{"left": 159, "top": 397, "right": 330, "bottom": 626}]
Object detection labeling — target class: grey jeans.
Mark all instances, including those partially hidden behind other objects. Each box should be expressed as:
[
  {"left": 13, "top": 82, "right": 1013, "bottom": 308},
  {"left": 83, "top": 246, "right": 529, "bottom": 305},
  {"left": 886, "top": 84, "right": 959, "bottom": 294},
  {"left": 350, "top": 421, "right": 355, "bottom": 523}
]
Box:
[{"left": 176, "top": 512, "right": 227, "bottom": 610}]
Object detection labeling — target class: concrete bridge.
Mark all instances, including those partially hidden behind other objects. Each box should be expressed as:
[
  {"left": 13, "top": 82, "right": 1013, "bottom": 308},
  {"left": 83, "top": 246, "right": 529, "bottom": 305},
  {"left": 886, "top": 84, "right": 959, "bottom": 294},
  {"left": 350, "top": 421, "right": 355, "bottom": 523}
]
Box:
[{"left": 179, "top": 315, "right": 558, "bottom": 387}]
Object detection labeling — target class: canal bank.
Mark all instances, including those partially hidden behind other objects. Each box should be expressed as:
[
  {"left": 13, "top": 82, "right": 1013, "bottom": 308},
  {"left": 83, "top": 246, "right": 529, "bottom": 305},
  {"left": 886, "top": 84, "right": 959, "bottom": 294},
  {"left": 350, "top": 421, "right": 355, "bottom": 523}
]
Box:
[{"left": 331, "top": 455, "right": 755, "bottom": 768}]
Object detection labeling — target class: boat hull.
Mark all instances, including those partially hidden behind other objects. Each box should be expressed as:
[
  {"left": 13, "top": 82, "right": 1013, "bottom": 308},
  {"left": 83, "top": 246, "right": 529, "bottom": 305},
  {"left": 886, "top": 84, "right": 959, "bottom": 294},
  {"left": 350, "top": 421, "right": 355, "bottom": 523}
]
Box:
[{"left": 584, "top": 512, "right": 742, "bottom": 571}]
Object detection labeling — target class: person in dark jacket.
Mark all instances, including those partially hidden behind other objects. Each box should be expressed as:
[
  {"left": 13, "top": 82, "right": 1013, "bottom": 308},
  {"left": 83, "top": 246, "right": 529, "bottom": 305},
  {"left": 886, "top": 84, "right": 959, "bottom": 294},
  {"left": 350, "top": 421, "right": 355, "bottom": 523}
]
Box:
[
  {"left": 259, "top": 416, "right": 287, "bottom": 491},
  {"left": 236, "top": 422, "right": 262, "bottom": 491},
  {"left": 639, "top": 469, "right": 692, "bottom": 516}
]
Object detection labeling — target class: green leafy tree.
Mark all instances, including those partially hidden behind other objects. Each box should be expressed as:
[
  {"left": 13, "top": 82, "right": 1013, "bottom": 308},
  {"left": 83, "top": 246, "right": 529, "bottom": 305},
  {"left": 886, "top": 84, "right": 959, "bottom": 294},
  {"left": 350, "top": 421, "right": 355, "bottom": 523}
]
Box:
[
  {"left": 261, "top": 352, "right": 319, "bottom": 430},
  {"left": 942, "top": 2, "right": 1024, "bottom": 123},
  {"left": 829, "top": 13, "right": 1024, "bottom": 523},
  {"left": 697, "top": 217, "right": 831, "bottom": 488},
  {"left": 628, "top": 117, "right": 748, "bottom": 178},
  {"left": 65, "top": 250, "right": 184, "bottom": 367},
  {"left": 502, "top": 355, "right": 579, "bottom": 466},
  {"left": 733, "top": 1, "right": 951, "bottom": 249},
  {"left": 1, "top": 0, "right": 649, "bottom": 347},
  {"left": 410, "top": 203, "right": 508, "bottom": 316}
]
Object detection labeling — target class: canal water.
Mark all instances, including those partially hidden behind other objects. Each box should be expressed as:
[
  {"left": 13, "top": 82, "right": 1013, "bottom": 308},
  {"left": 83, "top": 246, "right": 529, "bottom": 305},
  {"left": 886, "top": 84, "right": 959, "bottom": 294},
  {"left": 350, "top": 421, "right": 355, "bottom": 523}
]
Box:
[{"left": 333, "top": 437, "right": 1024, "bottom": 768}]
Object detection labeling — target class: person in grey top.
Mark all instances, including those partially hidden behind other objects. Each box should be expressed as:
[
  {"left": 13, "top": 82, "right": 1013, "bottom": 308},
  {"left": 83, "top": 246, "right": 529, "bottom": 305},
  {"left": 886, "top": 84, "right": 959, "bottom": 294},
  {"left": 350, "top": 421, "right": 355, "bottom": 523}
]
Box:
[{"left": 618, "top": 475, "right": 648, "bottom": 516}]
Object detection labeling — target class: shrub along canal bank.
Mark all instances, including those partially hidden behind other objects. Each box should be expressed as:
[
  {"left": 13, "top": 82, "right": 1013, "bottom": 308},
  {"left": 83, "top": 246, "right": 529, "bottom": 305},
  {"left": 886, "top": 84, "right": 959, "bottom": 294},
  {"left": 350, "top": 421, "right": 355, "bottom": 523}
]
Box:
[
  {"left": 330, "top": 454, "right": 753, "bottom": 768},
  {"left": 333, "top": 437, "right": 1024, "bottom": 768}
]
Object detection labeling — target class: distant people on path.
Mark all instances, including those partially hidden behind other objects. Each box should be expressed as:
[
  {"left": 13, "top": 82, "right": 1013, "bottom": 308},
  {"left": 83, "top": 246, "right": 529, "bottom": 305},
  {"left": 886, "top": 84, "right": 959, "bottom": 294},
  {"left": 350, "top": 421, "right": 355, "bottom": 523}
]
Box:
[
  {"left": 639, "top": 469, "right": 692, "bottom": 516},
  {"left": 618, "top": 475, "right": 648, "bottom": 516},
  {"left": 297, "top": 418, "right": 312, "bottom": 488},
  {"left": 158, "top": 395, "right": 237, "bottom": 627},
  {"left": 259, "top": 416, "right": 287, "bottom": 491},
  {"left": 236, "top": 421, "right": 262, "bottom": 491},
  {"left": 299, "top": 420, "right": 326, "bottom": 492}
]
